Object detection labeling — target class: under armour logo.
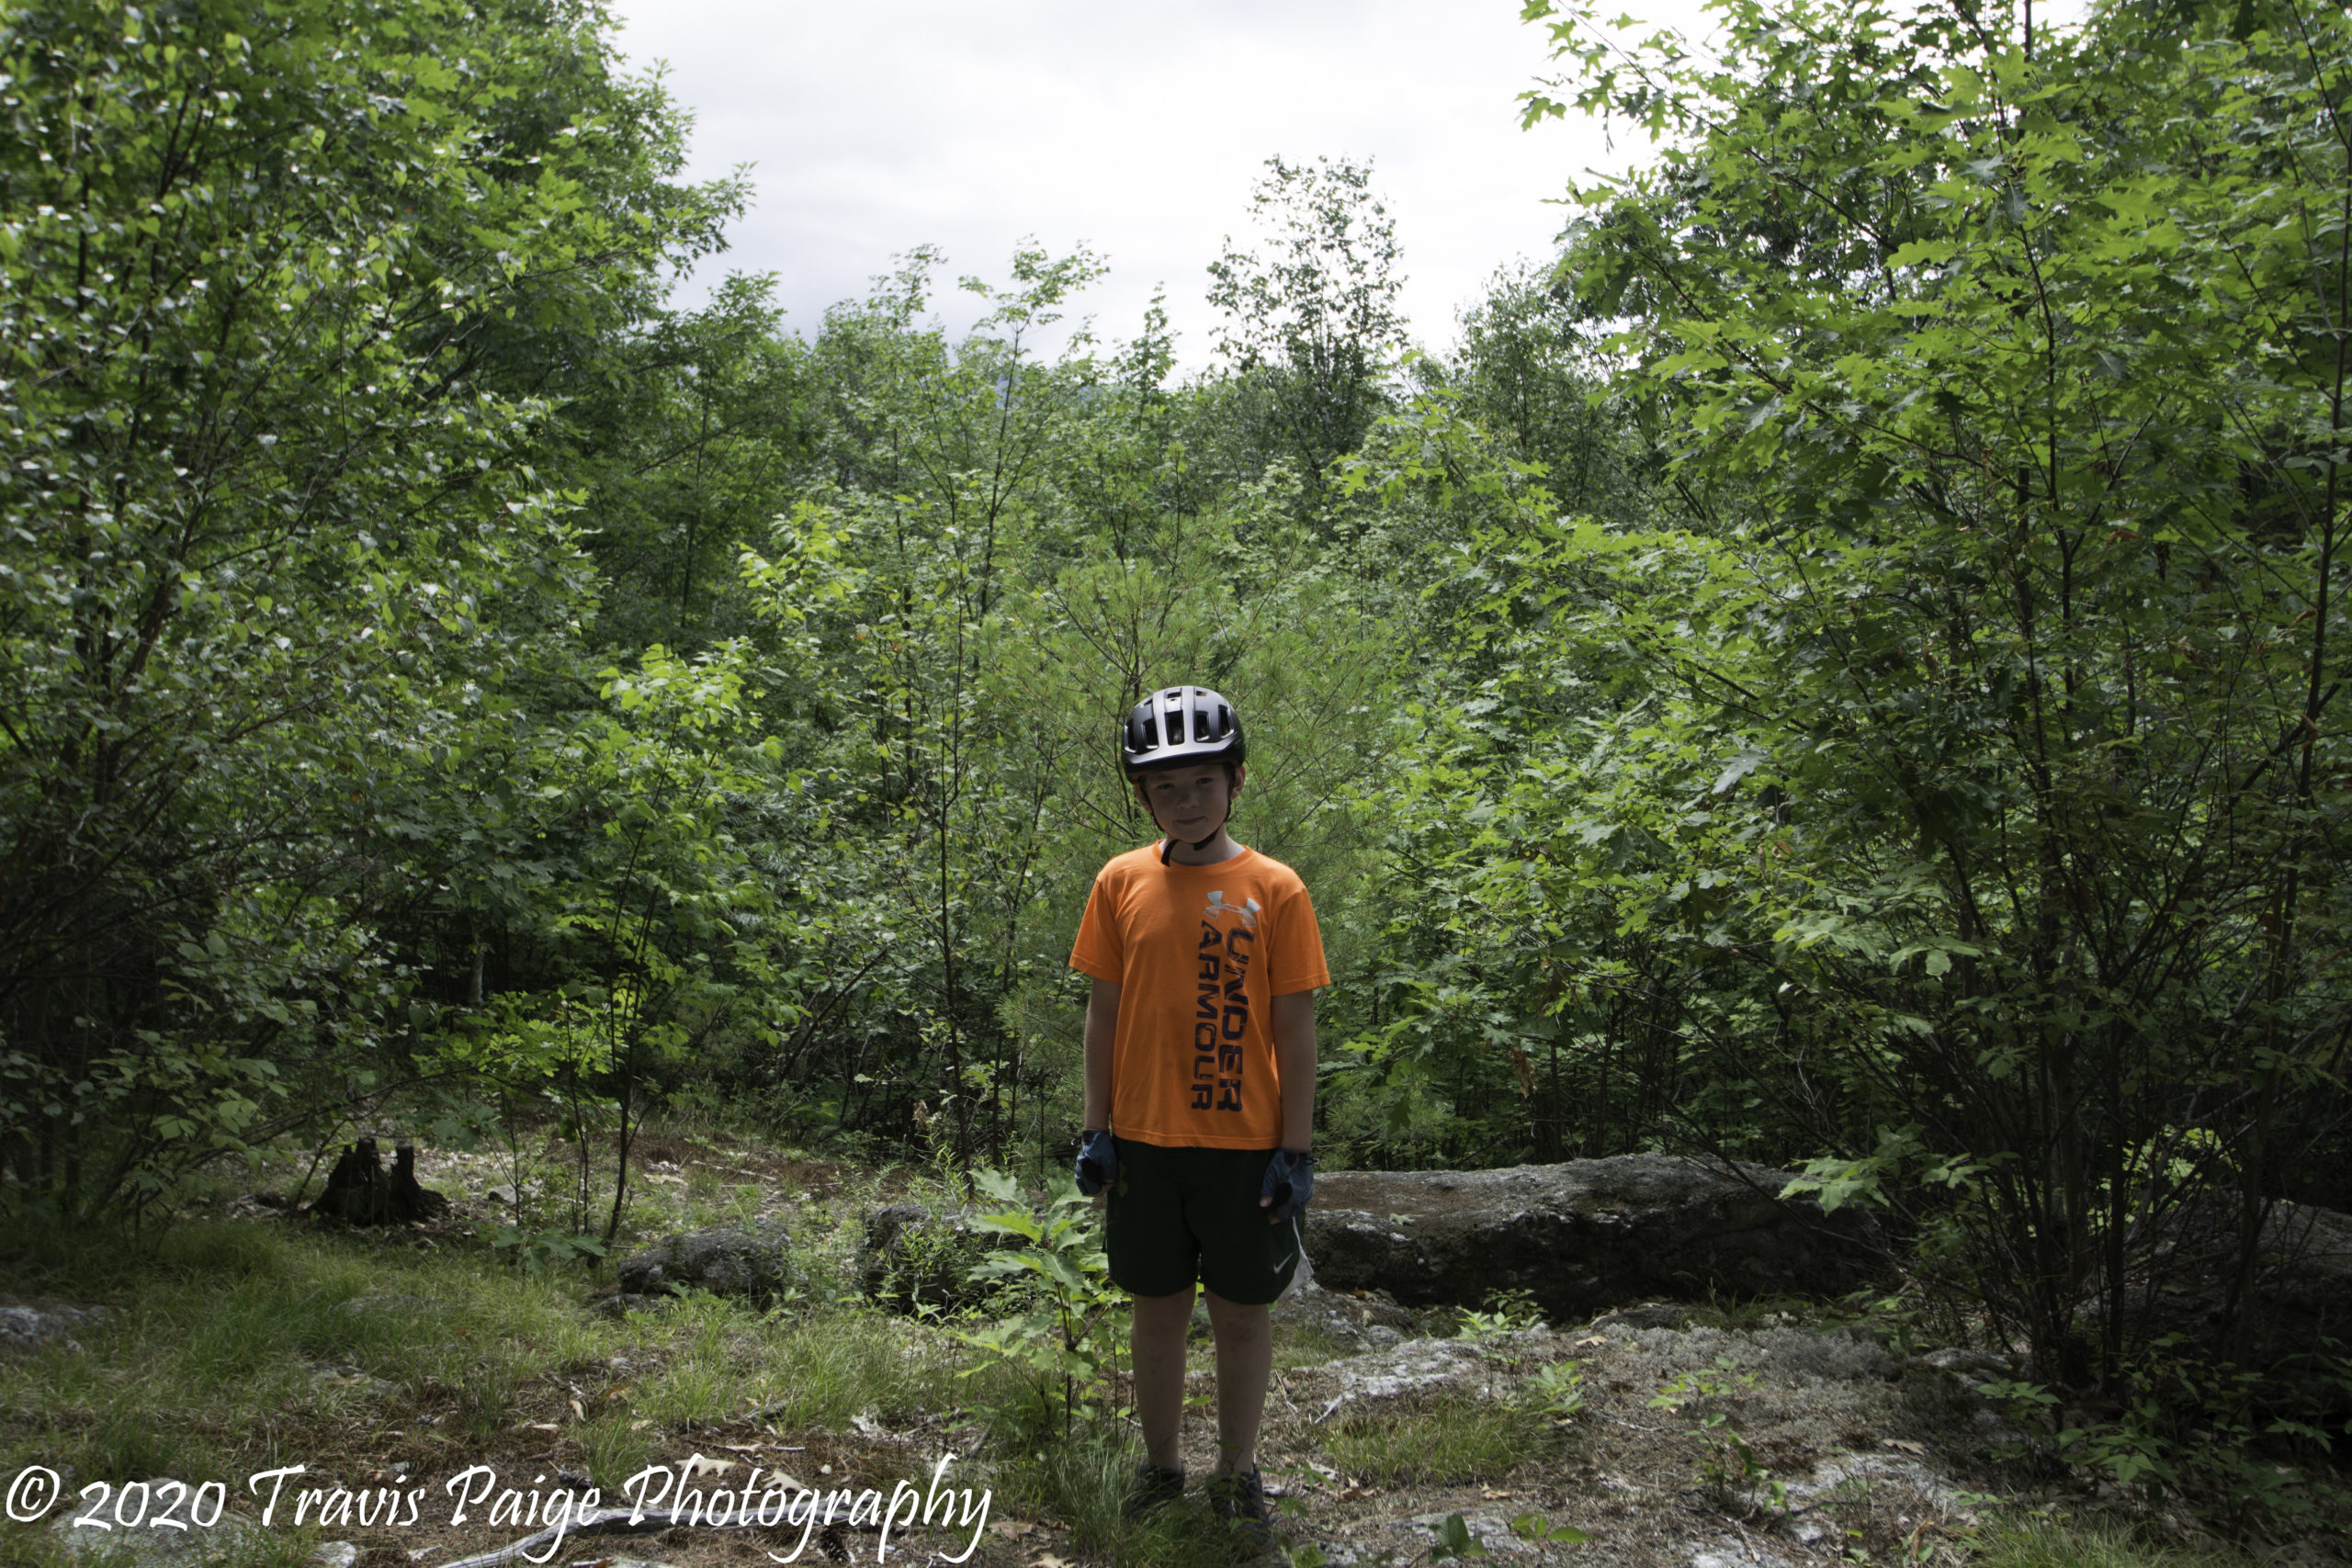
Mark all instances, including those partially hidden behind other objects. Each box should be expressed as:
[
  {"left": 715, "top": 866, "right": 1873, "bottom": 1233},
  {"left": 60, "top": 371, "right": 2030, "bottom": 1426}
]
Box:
[{"left": 1204, "top": 892, "right": 1261, "bottom": 930}]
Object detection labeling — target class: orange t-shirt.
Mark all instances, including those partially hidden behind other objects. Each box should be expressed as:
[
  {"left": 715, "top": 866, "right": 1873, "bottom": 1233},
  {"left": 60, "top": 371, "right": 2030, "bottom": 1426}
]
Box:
[{"left": 1069, "top": 843, "right": 1330, "bottom": 1150}]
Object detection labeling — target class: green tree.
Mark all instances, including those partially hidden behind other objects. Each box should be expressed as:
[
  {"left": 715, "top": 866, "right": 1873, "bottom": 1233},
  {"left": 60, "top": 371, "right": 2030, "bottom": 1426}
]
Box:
[
  {"left": 1206, "top": 155, "right": 1408, "bottom": 513},
  {"left": 1446, "top": 262, "right": 1653, "bottom": 525},
  {"left": 0, "top": 0, "right": 739, "bottom": 1215},
  {"left": 717, "top": 249, "right": 1408, "bottom": 1169},
  {"left": 741, "top": 245, "right": 1112, "bottom": 1164},
  {"left": 576, "top": 272, "right": 814, "bottom": 656},
  {"left": 1474, "top": 0, "right": 2352, "bottom": 1383}
]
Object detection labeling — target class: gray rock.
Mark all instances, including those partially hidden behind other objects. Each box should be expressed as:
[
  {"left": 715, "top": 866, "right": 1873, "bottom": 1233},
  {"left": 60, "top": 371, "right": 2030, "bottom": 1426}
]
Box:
[
  {"left": 310, "top": 1545, "right": 359, "bottom": 1568},
  {"left": 1691, "top": 1545, "right": 1795, "bottom": 1568},
  {"left": 2106, "top": 1198, "right": 2352, "bottom": 1377},
  {"left": 1592, "top": 1302, "right": 1690, "bottom": 1332},
  {"left": 49, "top": 1508, "right": 259, "bottom": 1567},
  {"left": 1271, "top": 1280, "right": 1420, "bottom": 1346},
  {"left": 1606, "top": 1322, "right": 1899, "bottom": 1382},
  {"left": 615, "top": 1219, "right": 795, "bottom": 1303},
  {"left": 861, "top": 1201, "right": 935, "bottom": 1261},
  {"left": 1918, "top": 1346, "right": 2015, "bottom": 1382},
  {"left": 0, "top": 1303, "right": 105, "bottom": 1353},
  {"left": 1407, "top": 1513, "right": 1532, "bottom": 1555},
  {"left": 1784, "top": 1450, "right": 1980, "bottom": 1517},
  {"left": 1305, "top": 1156, "right": 1883, "bottom": 1320},
  {"left": 1333, "top": 1337, "right": 1508, "bottom": 1404}
]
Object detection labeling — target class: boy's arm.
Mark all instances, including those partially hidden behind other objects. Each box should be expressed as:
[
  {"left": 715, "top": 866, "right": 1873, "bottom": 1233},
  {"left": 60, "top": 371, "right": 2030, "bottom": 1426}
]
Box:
[
  {"left": 1272, "top": 989, "right": 1317, "bottom": 1149},
  {"left": 1082, "top": 977, "right": 1121, "bottom": 1130}
]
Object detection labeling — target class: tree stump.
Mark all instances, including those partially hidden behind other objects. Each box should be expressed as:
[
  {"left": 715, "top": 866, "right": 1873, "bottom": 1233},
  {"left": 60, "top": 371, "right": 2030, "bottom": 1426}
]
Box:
[{"left": 308, "top": 1138, "right": 449, "bottom": 1224}]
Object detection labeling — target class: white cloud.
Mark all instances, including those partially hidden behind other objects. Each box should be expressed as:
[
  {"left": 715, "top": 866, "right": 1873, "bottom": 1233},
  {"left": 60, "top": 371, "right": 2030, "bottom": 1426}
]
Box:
[
  {"left": 611, "top": 0, "right": 2086, "bottom": 367},
  {"left": 608, "top": 0, "right": 1700, "bottom": 368}
]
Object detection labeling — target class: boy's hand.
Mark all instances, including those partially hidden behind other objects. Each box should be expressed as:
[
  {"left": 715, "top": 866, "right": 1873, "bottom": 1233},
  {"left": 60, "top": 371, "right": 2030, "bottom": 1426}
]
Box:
[
  {"left": 1260, "top": 1148, "right": 1315, "bottom": 1222},
  {"left": 1076, "top": 1130, "right": 1117, "bottom": 1196}
]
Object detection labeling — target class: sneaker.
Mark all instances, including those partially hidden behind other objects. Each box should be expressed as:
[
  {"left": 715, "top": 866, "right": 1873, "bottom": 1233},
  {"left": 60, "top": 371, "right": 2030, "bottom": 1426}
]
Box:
[
  {"left": 1124, "top": 1461, "right": 1183, "bottom": 1518},
  {"left": 1204, "top": 1468, "right": 1276, "bottom": 1551}
]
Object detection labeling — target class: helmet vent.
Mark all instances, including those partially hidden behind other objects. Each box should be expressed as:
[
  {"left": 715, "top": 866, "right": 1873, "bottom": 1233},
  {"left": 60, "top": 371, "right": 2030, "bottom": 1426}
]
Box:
[{"left": 1120, "top": 684, "right": 1247, "bottom": 777}]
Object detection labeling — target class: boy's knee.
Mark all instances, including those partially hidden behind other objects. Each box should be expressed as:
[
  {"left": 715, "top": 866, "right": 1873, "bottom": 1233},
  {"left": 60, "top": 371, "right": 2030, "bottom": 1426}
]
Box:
[
  {"left": 1132, "top": 1288, "right": 1196, "bottom": 1335},
  {"left": 1201, "top": 1291, "right": 1271, "bottom": 1337}
]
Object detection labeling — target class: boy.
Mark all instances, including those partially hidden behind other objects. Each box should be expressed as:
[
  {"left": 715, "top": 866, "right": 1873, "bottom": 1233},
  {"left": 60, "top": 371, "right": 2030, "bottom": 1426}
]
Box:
[{"left": 1068, "top": 684, "right": 1329, "bottom": 1549}]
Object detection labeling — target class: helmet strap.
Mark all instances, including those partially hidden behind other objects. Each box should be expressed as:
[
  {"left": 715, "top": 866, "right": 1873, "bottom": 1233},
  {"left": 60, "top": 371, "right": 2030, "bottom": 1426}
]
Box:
[{"left": 1157, "top": 799, "right": 1235, "bottom": 865}]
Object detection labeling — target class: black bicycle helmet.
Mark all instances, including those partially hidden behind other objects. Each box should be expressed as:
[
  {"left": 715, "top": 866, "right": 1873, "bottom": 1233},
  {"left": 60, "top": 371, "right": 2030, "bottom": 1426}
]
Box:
[
  {"left": 1123, "top": 685, "right": 1246, "bottom": 773},
  {"left": 1121, "top": 686, "right": 1246, "bottom": 863}
]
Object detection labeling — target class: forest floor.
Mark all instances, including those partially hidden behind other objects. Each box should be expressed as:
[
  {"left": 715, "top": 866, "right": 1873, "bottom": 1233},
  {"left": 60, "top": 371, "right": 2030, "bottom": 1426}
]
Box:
[{"left": 0, "top": 1127, "right": 2340, "bottom": 1568}]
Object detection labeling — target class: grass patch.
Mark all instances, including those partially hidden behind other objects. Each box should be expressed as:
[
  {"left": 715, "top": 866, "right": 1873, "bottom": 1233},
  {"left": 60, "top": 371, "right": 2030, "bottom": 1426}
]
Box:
[
  {"left": 735, "top": 1305, "right": 958, "bottom": 1430},
  {"left": 0, "top": 1215, "right": 609, "bottom": 1481},
  {"left": 0, "top": 1132, "right": 1001, "bottom": 1568},
  {"left": 1271, "top": 1321, "right": 1362, "bottom": 1371},
  {"left": 576, "top": 1411, "right": 660, "bottom": 1490},
  {"left": 1972, "top": 1519, "right": 2259, "bottom": 1568},
  {"left": 451, "top": 1352, "right": 522, "bottom": 1445},
  {"left": 1003, "top": 1437, "right": 1272, "bottom": 1568},
  {"left": 1321, "top": 1394, "right": 1552, "bottom": 1487},
  {"left": 0, "top": 1197, "right": 968, "bottom": 1497}
]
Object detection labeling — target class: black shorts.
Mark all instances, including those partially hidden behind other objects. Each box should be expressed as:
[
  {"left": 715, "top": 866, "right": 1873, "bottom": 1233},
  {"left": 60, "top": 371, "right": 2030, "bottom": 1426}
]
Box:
[{"left": 1104, "top": 1137, "right": 1305, "bottom": 1306}]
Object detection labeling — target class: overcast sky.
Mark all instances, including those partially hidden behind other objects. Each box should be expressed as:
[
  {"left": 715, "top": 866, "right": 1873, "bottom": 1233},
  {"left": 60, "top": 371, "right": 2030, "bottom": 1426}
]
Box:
[{"left": 605, "top": 1, "right": 1717, "bottom": 372}]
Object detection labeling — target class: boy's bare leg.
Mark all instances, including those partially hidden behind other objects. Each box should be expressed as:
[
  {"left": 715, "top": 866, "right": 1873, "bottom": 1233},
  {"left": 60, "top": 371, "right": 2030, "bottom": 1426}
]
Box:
[
  {"left": 1203, "top": 1290, "right": 1273, "bottom": 1474},
  {"left": 1130, "top": 1288, "right": 1196, "bottom": 1472}
]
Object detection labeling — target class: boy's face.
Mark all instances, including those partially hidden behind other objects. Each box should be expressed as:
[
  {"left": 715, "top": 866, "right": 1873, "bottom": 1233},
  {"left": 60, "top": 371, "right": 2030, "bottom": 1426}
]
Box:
[{"left": 1135, "top": 762, "right": 1244, "bottom": 840}]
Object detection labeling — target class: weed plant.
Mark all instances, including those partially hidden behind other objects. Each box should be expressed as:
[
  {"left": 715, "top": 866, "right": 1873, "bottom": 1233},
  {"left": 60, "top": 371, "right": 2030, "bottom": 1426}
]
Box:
[
  {"left": 949, "top": 1168, "right": 1125, "bottom": 1445},
  {"left": 1521, "top": 1359, "right": 1587, "bottom": 1422},
  {"left": 1972, "top": 1359, "right": 2352, "bottom": 1536},
  {"left": 1453, "top": 1287, "right": 1544, "bottom": 1340}
]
